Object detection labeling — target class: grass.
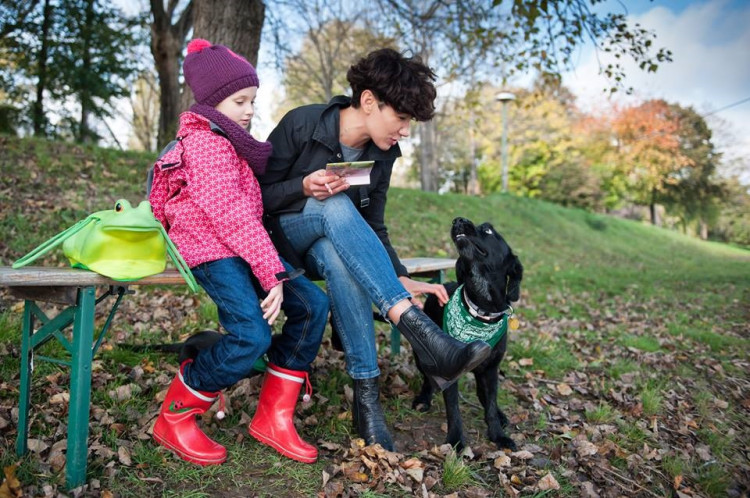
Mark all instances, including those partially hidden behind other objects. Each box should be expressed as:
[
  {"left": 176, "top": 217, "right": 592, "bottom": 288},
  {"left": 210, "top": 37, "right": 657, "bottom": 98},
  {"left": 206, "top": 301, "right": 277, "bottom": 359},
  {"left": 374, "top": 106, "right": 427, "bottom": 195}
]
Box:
[
  {"left": 441, "top": 451, "right": 475, "bottom": 492},
  {"left": 1, "top": 136, "right": 749, "bottom": 496},
  {"left": 585, "top": 402, "right": 618, "bottom": 424}
]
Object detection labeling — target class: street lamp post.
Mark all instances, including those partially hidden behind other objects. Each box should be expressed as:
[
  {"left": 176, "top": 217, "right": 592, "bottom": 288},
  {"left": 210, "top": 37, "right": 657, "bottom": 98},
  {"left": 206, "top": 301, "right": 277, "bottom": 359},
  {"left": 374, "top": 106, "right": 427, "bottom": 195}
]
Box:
[{"left": 495, "top": 92, "right": 515, "bottom": 193}]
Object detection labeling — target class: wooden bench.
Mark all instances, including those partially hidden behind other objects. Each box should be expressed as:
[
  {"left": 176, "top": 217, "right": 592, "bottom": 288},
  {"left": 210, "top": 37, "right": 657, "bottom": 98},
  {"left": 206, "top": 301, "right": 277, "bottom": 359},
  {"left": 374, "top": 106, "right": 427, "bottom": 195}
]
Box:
[{"left": 0, "top": 257, "right": 454, "bottom": 490}]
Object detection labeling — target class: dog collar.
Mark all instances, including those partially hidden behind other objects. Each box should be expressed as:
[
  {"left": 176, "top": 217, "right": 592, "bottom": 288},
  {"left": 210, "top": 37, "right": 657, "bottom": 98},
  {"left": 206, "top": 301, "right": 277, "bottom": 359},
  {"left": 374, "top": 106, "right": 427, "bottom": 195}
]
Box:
[
  {"left": 443, "top": 284, "right": 509, "bottom": 348},
  {"left": 462, "top": 286, "right": 513, "bottom": 321}
]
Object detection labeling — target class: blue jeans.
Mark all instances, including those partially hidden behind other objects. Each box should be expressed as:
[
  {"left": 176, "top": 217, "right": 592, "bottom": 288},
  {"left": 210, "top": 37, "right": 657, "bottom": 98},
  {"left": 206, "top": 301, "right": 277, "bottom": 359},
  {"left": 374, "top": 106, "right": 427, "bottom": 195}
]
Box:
[
  {"left": 184, "top": 257, "right": 329, "bottom": 392},
  {"left": 279, "top": 195, "right": 411, "bottom": 379}
]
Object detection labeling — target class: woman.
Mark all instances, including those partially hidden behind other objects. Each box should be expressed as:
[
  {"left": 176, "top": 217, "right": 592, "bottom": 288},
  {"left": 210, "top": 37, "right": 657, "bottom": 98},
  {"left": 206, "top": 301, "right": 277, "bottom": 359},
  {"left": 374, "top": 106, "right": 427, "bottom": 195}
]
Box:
[{"left": 258, "top": 48, "right": 490, "bottom": 451}]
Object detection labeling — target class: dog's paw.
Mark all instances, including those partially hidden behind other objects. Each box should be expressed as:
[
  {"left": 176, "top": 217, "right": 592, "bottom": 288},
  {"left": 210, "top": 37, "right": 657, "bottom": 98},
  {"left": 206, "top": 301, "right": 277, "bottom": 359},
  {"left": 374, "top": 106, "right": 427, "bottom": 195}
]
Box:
[
  {"left": 412, "top": 396, "right": 432, "bottom": 412},
  {"left": 446, "top": 436, "right": 466, "bottom": 453},
  {"left": 493, "top": 435, "right": 517, "bottom": 451}
]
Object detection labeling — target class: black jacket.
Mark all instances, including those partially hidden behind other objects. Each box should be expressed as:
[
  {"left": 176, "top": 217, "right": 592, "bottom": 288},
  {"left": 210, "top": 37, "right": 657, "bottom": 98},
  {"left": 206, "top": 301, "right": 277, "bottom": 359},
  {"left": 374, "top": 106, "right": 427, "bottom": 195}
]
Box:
[{"left": 259, "top": 96, "right": 408, "bottom": 277}]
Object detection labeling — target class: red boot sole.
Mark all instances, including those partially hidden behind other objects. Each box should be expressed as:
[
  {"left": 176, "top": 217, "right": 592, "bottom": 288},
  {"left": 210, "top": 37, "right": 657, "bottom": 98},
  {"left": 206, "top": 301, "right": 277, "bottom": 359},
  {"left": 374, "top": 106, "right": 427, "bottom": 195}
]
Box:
[
  {"left": 153, "top": 431, "right": 227, "bottom": 466},
  {"left": 248, "top": 426, "right": 317, "bottom": 464}
]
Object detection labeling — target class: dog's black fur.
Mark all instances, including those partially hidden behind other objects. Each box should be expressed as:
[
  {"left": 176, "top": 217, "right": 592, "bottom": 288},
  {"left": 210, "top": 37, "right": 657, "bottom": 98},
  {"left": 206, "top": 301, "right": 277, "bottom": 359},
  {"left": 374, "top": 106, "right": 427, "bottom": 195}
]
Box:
[
  {"left": 123, "top": 330, "right": 251, "bottom": 366},
  {"left": 414, "top": 217, "right": 523, "bottom": 451}
]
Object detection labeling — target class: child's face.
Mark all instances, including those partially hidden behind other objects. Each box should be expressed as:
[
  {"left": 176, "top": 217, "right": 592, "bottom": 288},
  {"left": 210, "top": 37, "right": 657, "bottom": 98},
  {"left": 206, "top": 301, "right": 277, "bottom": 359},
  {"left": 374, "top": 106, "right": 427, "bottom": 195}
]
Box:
[{"left": 215, "top": 86, "right": 258, "bottom": 129}]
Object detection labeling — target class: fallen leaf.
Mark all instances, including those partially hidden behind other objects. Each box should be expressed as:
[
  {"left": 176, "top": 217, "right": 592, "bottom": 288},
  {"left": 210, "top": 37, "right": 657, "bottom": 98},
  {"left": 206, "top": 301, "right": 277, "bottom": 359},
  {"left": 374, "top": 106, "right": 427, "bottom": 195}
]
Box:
[
  {"left": 575, "top": 441, "right": 598, "bottom": 458},
  {"left": 0, "top": 464, "right": 22, "bottom": 498},
  {"left": 48, "top": 452, "right": 66, "bottom": 472},
  {"left": 118, "top": 446, "right": 132, "bottom": 466},
  {"left": 494, "top": 454, "right": 511, "bottom": 468},
  {"left": 26, "top": 439, "right": 49, "bottom": 454},
  {"left": 519, "top": 358, "right": 534, "bottom": 367},
  {"left": 580, "top": 481, "right": 600, "bottom": 498},
  {"left": 695, "top": 444, "right": 712, "bottom": 461},
  {"left": 49, "top": 393, "right": 69, "bottom": 404},
  {"left": 537, "top": 472, "right": 560, "bottom": 491},
  {"left": 556, "top": 383, "right": 573, "bottom": 396},
  {"left": 673, "top": 474, "right": 683, "bottom": 489},
  {"left": 511, "top": 450, "right": 533, "bottom": 460},
  {"left": 406, "top": 467, "right": 424, "bottom": 482}
]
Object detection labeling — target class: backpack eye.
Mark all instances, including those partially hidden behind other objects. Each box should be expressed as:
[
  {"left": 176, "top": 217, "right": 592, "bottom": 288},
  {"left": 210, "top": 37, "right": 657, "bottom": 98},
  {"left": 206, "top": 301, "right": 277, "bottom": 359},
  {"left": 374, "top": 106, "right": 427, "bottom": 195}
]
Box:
[{"left": 115, "top": 202, "right": 124, "bottom": 212}]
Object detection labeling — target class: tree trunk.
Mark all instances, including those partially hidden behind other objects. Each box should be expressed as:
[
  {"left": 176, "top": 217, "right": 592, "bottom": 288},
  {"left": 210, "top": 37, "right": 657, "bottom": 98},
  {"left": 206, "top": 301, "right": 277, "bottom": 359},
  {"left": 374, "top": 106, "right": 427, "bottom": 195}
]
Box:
[
  {"left": 150, "top": 0, "right": 193, "bottom": 149},
  {"left": 467, "top": 108, "right": 479, "bottom": 195},
  {"left": 78, "top": 0, "right": 93, "bottom": 143},
  {"left": 419, "top": 120, "right": 438, "bottom": 192},
  {"left": 649, "top": 188, "right": 657, "bottom": 225},
  {"left": 699, "top": 219, "right": 708, "bottom": 240},
  {"left": 183, "top": 0, "right": 265, "bottom": 110},
  {"left": 32, "top": 0, "right": 52, "bottom": 137}
]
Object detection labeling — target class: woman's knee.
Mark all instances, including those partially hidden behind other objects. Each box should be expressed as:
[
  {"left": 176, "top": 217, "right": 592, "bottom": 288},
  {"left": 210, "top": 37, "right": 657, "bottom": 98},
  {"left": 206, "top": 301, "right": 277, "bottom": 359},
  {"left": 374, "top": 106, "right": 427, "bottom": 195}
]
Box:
[{"left": 321, "top": 194, "right": 359, "bottom": 225}]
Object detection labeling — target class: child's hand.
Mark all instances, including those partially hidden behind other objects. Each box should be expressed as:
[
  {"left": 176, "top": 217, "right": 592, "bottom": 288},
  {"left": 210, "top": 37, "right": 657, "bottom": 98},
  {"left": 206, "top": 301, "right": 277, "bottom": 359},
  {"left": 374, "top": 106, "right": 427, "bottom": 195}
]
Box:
[{"left": 261, "top": 282, "right": 283, "bottom": 325}]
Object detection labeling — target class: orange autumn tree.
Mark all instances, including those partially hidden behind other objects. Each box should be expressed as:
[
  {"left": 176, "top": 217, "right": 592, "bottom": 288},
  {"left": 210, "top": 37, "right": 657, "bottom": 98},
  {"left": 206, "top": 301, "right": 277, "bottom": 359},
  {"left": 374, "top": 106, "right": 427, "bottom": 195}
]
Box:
[{"left": 612, "top": 99, "right": 688, "bottom": 224}]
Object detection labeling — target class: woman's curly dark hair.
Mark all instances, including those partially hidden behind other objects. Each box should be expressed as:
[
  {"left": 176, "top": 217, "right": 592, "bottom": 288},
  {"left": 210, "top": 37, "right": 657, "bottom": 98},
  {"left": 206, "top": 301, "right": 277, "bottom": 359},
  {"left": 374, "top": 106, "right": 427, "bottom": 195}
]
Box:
[{"left": 347, "top": 48, "right": 437, "bottom": 122}]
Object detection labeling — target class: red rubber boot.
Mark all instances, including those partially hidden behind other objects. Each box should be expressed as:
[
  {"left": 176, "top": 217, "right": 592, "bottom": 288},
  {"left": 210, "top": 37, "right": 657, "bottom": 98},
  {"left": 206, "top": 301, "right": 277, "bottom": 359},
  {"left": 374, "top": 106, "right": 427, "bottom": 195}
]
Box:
[
  {"left": 152, "top": 361, "right": 227, "bottom": 465},
  {"left": 248, "top": 363, "right": 317, "bottom": 463}
]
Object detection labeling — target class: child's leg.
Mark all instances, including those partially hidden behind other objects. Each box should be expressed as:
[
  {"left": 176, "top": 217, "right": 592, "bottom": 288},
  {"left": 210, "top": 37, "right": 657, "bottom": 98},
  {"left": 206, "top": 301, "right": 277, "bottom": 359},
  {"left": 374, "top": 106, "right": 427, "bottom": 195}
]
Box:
[
  {"left": 266, "top": 259, "right": 328, "bottom": 370},
  {"left": 249, "top": 260, "right": 327, "bottom": 463},
  {"left": 186, "top": 257, "right": 271, "bottom": 392}
]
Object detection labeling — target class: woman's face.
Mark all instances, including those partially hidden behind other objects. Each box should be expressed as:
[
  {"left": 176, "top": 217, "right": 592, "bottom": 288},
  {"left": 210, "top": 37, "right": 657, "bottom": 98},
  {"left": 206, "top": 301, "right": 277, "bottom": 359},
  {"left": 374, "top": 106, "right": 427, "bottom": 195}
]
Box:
[
  {"left": 215, "top": 86, "right": 258, "bottom": 129},
  {"left": 367, "top": 101, "right": 412, "bottom": 151}
]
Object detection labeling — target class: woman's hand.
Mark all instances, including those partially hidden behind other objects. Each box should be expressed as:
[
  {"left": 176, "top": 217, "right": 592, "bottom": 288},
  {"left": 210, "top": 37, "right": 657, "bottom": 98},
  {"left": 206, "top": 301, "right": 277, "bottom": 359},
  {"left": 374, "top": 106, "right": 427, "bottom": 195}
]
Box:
[
  {"left": 261, "top": 282, "right": 284, "bottom": 325},
  {"left": 302, "top": 169, "right": 350, "bottom": 200},
  {"left": 399, "top": 276, "right": 450, "bottom": 309}
]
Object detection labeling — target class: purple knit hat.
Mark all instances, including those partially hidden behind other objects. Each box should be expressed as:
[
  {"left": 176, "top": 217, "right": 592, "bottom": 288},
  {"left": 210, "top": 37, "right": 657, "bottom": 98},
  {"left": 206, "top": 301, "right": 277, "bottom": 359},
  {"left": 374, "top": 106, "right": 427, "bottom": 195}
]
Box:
[{"left": 183, "top": 39, "right": 260, "bottom": 106}]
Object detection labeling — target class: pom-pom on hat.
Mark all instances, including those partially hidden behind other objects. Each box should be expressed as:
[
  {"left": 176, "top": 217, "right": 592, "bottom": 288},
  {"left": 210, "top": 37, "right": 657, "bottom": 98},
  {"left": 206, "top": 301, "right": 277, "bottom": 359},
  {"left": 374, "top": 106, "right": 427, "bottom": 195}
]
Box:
[{"left": 183, "top": 38, "right": 260, "bottom": 107}]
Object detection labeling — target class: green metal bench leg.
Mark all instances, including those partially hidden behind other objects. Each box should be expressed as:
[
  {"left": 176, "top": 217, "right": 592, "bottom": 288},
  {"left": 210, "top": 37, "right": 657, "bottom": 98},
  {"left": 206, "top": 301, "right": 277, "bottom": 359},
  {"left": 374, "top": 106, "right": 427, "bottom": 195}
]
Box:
[
  {"left": 16, "top": 301, "right": 33, "bottom": 456},
  {"left": 390, "top": 269, "right": 447, "bottom": 356},
  {"left": 65, "top": 286, "right": 96, "bottom": 489}
]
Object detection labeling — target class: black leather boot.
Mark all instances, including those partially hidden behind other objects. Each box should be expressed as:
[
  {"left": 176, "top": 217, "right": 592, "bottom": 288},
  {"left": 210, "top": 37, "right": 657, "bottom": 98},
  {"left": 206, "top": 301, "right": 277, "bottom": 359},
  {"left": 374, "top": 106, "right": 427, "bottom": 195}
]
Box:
[
  {"left": 352, "top": 377, "right": 394, "bottom": 451},
  {"left": 396, "top": 305, "right": 491, "bottom": 391}
]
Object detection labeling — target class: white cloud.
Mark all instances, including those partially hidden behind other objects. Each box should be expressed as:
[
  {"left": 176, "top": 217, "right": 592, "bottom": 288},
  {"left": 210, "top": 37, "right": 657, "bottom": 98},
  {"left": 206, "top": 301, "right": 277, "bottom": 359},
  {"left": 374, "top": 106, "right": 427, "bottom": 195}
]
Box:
[{"left": 562, "top": 0, "right": 750, "bottom": 175}]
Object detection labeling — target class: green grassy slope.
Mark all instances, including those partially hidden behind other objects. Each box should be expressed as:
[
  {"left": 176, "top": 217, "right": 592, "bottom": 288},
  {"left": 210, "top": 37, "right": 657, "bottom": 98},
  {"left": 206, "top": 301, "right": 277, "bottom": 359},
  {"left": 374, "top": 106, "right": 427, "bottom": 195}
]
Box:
[
  {"left": 386, "top": 188, "right": 748, "bottom": 321},
  {"left": 1, "top": 136, "right": 748, "bottom": 496}
]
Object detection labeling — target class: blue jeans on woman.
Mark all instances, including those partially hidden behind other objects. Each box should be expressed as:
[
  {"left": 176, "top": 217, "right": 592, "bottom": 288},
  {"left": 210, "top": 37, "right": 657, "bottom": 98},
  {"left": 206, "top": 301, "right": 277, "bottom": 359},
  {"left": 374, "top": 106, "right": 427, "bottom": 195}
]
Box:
[
  {"left": 184, "top": 257, "right": 329, "bottom": 393},
  {"left": 279, "top": 195, "right": 411, "bottom": 380}
]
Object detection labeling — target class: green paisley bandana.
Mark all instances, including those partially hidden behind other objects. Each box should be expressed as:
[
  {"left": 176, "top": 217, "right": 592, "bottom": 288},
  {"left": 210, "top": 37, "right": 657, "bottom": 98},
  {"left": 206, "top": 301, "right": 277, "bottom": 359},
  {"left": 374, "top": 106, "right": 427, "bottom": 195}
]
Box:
[{"left": 442, "top": 284, "right": 508, "bottom": 347}]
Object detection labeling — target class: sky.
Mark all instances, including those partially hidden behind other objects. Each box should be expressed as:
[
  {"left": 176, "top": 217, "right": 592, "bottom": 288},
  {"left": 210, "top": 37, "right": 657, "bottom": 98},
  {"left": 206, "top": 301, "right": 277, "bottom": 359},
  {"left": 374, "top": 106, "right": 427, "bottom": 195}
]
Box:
[
  {"left": 556, "top": 0, "right": 750, "bottom": 175},
  {"left": 111, "top": 0, "right": 749, "bottom": 179}
]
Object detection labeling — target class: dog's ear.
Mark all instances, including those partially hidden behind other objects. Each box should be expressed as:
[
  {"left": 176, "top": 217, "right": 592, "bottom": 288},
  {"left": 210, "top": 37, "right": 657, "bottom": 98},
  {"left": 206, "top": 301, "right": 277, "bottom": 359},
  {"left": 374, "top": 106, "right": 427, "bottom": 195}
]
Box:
[{"left": 506, "top": 254, "right": 523, "bottom": 302}]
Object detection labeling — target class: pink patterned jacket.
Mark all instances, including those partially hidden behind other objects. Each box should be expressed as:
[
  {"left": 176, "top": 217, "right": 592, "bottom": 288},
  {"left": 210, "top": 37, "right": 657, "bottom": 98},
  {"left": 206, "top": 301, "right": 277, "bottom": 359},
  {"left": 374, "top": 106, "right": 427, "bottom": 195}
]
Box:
[{"left": 149, "top": 111, "right": 285, "bottom": 291}]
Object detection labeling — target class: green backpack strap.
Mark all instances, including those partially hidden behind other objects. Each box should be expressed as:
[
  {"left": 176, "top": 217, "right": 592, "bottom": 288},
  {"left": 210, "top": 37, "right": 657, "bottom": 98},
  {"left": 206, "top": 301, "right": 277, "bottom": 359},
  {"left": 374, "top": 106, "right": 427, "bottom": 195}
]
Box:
[
  {"left": 158, "top": 224, "right": 199, "bottom": 293},
  {"left": 12, "top": 216, "right": 98, "bottom": 269}
]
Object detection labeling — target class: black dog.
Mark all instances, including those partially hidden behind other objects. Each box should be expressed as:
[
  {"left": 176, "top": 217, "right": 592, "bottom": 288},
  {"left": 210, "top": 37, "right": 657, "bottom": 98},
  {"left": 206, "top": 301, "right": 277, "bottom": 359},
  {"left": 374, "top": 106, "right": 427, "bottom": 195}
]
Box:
[{"left": 414, "top": 217, "right": 523, "bottom": 451}]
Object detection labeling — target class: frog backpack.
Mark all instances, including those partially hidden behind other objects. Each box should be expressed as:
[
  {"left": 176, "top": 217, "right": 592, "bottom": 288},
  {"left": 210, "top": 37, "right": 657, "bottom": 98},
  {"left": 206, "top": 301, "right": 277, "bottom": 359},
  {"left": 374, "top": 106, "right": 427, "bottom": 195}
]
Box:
[{"left": 12, "top": 199, "right": 198, "bottom": 292}]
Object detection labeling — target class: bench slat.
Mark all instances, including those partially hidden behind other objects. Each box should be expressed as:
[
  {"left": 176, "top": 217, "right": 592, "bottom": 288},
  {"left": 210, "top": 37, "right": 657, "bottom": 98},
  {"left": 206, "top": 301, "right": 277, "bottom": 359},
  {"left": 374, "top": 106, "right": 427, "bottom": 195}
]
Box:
[{"left": 0, "top": 257, "right": 455, "bottom": 288}]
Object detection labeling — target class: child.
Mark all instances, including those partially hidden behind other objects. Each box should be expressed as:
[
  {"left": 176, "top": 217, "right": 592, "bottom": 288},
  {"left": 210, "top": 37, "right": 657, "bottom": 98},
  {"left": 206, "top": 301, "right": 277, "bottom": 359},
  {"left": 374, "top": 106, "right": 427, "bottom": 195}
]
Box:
[{"left": 148, "top": 39, "right": 329, "bottom": 465}]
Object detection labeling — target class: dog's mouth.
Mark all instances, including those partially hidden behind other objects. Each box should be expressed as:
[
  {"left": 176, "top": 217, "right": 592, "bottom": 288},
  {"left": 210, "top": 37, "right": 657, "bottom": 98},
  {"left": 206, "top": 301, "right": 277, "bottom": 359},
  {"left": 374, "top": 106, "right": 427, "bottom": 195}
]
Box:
[{"left": 454, "top": 232, "right": 489, "bottom": 257}]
